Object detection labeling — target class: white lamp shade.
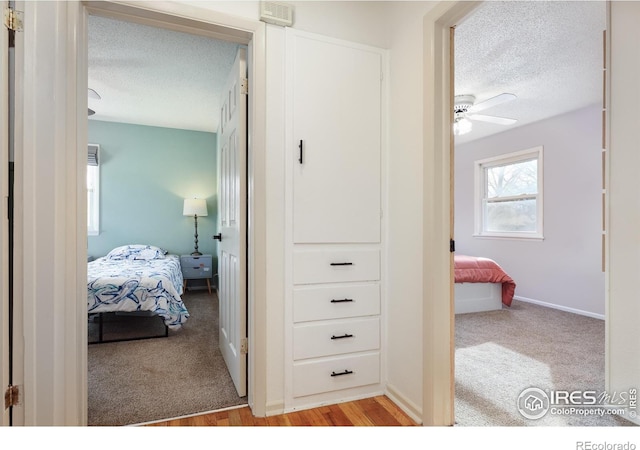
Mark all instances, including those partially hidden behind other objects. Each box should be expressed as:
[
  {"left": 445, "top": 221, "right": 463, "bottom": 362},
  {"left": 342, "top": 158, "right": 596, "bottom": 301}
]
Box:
[{"left": 183, "top": 198, "right": 208, "bottom": 217}]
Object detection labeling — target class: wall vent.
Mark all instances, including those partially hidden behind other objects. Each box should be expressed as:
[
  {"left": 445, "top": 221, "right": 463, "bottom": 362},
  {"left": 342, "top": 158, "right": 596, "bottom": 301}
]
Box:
[{"left": 259, "top": 1, "right": 294, "bottom": 27}]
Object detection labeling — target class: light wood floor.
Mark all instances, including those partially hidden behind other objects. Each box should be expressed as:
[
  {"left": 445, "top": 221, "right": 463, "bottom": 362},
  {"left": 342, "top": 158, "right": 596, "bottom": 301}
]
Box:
[{"left": 146, "top": 395, "right": 418, "bottom": 426}]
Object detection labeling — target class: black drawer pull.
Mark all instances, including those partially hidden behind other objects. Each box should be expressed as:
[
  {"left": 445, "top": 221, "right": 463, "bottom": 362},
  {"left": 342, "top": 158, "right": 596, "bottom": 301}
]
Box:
[
  {"left": 330, "top": 298, "right": 354, "bottom": 303},
  {"left": 298, "top": 140, "right": 304, "bottom": 164},
  {"left": 331, "top": 370, "right": 354, "bottom": 377},
  {"left": 331, "top": 333, "right": 354, "bottom": 340},
  {"left": 330, "top": 262, "right": 353, "bottom": 266}
]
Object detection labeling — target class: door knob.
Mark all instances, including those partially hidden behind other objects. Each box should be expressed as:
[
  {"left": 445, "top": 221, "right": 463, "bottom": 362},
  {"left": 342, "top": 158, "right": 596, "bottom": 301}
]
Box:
[{"left": 213, "top": 233, "right": 222, "bottom": 241}]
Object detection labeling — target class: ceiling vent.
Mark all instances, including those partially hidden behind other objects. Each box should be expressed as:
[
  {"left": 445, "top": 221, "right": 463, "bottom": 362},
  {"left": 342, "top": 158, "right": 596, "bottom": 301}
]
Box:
[{"left": 260, "top": 1, "right": 294, "bottom": 27}]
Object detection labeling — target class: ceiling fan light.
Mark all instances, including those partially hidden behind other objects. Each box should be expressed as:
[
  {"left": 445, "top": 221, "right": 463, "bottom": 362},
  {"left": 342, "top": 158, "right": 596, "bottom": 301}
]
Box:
[{"left": 453, "top": 116, "right": 472, "bottom": 136}]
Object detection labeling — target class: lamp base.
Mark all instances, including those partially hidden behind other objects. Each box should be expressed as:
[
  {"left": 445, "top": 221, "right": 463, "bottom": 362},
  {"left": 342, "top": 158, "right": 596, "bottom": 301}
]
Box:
[{"left": 191, "top": 251, "right": 203, "bottom": 256}]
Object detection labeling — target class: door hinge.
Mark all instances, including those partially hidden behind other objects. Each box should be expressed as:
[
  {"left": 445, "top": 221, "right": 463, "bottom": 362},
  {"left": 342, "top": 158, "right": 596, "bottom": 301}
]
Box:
[
  {"left": 240, "top": 78, "right": 248, "bottom": 95},
  {"left": 240, "top": 337, "right": 248, "bottom": 355},
  {"left": 450, "top": 239, "right": 455, "bottom": 253},
  {"left": 4, "top": 385, "right": 20, "bottom": 410},
  {"left": 3, "top": 7, "right": 23, "bottom": 32}
]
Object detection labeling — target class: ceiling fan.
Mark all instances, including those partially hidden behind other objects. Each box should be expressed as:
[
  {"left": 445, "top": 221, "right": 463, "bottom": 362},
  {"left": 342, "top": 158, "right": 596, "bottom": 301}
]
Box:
[
  {"left": 88, "top": 88, "right": 101, "bottom": 116},
  {"left": 453, "top": 93, "right": 517, "bottom": 136}
]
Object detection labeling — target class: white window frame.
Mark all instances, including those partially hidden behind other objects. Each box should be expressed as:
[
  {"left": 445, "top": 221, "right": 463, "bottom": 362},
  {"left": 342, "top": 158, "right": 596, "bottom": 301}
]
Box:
[
  {"left": 474, "top": 146, "right": 544, "bottom": 240},
  {"left": 87, "top": 144, "right": 100, "bottom": 236}
]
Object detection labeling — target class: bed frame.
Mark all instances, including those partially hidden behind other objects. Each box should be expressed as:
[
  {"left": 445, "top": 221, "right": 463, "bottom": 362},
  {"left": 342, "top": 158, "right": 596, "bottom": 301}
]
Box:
[
  {"left": 88, "top": 312, "right": 169, "bottom": 345},
  {"left": 454, "top": 282, "right": 503, "bottom": 314}
]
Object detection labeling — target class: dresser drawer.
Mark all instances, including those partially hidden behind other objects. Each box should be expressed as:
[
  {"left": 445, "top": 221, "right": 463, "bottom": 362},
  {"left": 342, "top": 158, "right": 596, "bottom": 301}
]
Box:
[
  {"left": 293, "top": 248, "right": 380, "bottom": 285},
  {"left": 292, "top": 352, "right": 380, "bottom": 398},
  {"left": 293, "top": 283, "right": 380, "bottom": 323},
  {"left": 293, "top": 317, "right": 379, "bottom": 360}
]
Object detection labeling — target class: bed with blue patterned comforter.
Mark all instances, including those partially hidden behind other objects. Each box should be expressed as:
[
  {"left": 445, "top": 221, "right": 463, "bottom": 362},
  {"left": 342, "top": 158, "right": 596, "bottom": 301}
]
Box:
[{"left": 87, "top": 253, "right": 189, "bottom": 329}]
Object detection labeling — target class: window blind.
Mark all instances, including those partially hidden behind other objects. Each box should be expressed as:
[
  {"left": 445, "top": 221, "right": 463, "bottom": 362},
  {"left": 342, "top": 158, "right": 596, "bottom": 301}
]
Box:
[{"left": 88, "top": 144, "right": 99, "bottom": 166}]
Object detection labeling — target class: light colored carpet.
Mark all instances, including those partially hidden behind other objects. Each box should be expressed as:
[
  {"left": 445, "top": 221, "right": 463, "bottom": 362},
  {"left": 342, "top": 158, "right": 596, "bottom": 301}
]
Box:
[
  {"left": 455, "top": 300, "right": 635, "bottom": 426},
  {"left": 88, "top": 290, "right": 247, "bottom": 426}
]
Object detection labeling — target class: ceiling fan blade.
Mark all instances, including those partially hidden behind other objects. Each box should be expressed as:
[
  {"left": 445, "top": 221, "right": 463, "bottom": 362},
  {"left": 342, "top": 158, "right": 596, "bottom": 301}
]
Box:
[
  {"left": 468, "top": 114, "right": 517, "bottom": 125},
  {"left": 88, "top": 88, "right": 101, "bottom": 100},
  {"left": 468, "top": 93, "right": 516, "bottom": 113}
]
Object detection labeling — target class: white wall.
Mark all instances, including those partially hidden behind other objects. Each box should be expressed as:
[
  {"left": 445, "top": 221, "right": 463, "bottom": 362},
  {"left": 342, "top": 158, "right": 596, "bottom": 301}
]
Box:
[
  {"left": 263, "top": 24, "right": 287, "bottom": 413},
  {"left": 182, "top": 0, "right": 390, "bottom": 47},
  {"left": 289, "top": 0, "right": 390, "bottom": 48},
  {"left": 454, "top": 105, "right": 605, "bottom": 317},
  {"left": 383, "top": 0, "right": 438, "bottom": 418}
]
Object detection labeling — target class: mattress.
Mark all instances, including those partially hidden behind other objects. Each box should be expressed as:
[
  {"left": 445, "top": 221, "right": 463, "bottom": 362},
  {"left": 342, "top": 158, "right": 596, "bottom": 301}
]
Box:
[
  {"left": 454, "top": 254, "right": 516, "bottom": 307},
  {"left": 87, "top": 254, "right": 189, "bottom": 329}
]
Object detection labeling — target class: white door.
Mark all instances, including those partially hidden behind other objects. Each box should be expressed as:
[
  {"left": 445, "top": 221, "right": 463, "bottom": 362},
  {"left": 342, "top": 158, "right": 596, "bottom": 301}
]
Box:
[
  {"left": 1, "top": 0, "right": 12, "bottom": 426},
  {"left": 217, "top": 47, "right": 247, "bottom": 397}
]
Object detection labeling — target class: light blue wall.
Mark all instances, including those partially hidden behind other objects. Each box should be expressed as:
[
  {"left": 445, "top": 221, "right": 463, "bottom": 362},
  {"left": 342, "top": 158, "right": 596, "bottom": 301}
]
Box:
[{"left": 88, "top": 120, "right": 218, "bottom": 266}]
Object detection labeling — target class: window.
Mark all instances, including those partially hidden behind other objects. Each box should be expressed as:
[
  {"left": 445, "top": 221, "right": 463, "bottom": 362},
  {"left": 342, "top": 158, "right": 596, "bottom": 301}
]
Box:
[
  {"left": 474, "top": 146, "right": 543, "bottom": 239},
  {"left": 87, "top": 144, "right": 100, "bottom": 236}
]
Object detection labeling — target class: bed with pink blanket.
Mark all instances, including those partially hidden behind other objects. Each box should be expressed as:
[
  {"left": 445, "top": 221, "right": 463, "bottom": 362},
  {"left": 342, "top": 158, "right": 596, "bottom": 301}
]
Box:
[{"left": 454, "top": 255, "right": 516, "bottom": 313}]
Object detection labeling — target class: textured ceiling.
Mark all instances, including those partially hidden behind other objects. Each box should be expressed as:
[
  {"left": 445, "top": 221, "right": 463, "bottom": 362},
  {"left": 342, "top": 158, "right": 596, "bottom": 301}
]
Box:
[
  {"left": 454, "top": 0, "right": 607, "bottom": 144},
  {"left": 88, "top": 14, "right": 240, "bottom": 133},
  {"left": 88, "top": 2, "right": 607, "bottom": 138}
]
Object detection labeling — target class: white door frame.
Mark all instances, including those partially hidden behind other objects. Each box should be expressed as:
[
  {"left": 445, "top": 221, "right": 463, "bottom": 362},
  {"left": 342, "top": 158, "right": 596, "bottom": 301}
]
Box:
[
  {"left": 1, "top": 0, "right": 10, "bottom": 426},
  {"left": 11, "top": 0, "right": 88, "bottom": 425},
  {"left": 13, "top": 0, "right": 267, "bottom": 425},
  {"left": 82, "top": 0, "right": 268, "bottom": 419},
  {"left": 421, "top": 0, "right": 483, "bottom": 426}
]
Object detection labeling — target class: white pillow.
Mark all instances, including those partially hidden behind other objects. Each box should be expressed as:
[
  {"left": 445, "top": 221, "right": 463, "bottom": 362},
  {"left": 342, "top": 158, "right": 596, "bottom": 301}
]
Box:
[{"left": 106, "top": 244, "right": 166, "bottom": 261}]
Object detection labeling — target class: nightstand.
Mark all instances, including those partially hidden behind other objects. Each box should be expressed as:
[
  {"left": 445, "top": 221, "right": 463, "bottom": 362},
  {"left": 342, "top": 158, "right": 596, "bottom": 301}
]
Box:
[{"left": 180, "top": 254, "right": 213, "bottom": 295}]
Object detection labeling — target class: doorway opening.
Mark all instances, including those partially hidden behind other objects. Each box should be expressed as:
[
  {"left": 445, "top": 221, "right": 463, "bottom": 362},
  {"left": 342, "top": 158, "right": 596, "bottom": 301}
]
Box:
[
  {"left": 450, "top": 1, "right": 611, "bottom": 426},
  {"left": 84, "top": 4, "right": 255, "bottom": 426}
]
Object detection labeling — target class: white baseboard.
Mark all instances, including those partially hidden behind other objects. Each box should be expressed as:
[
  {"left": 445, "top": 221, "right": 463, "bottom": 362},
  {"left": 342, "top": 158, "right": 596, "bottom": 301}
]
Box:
[
  {"left": 385, "top": 383, "right": 422, "bottom": 424},
  {"left": 265, "top": 400, "right": 285, "bottom": 417},
  {"left": 514, "top": 295, "right": 605, "bottom": 320}
]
